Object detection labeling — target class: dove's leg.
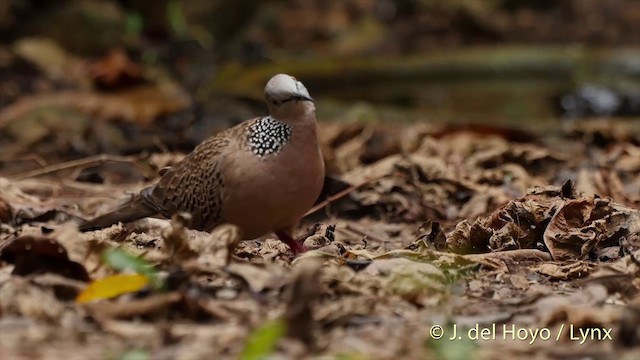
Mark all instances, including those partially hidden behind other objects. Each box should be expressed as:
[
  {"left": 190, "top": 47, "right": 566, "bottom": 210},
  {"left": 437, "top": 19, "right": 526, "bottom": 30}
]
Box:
[{"left": 275, "top": 230, "right": 308, "bottom": 255}]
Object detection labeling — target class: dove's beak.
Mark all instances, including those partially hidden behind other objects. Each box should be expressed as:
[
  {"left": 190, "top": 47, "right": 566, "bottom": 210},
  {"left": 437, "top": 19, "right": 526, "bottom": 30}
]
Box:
[{"left": 293, "top": 93, "right": 314, "bottom": 102}]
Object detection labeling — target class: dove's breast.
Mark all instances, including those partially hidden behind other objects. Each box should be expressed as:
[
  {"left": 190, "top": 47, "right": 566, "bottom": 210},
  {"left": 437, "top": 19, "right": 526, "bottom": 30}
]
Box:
[{"left": 218, "top": 116, "right": 324, "bottom": 239}]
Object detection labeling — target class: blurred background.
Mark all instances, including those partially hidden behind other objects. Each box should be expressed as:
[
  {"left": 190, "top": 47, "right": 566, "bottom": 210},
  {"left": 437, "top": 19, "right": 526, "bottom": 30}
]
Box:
[{"left": 1, "top": 0, "right": 640, "bottom": 174}]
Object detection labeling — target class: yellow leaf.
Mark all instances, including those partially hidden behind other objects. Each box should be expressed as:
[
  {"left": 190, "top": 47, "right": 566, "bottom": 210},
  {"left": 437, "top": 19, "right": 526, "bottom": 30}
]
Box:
[{"left": 76, "top": 274, "right": 150, "bottom": 304}]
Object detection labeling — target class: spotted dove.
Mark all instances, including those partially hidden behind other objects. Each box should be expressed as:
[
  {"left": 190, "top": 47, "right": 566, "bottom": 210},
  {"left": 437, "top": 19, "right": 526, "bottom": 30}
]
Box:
[{"left": 79, "top": 74, "right": 325, "bottom": 254}]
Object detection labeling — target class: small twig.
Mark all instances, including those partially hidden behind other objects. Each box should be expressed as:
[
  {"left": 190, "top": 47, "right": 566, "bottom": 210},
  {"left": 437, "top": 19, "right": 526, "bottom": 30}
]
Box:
[
  {"left": 573, "top": 273, "right": 631, "bottom": 285},
  {"left": 0, "top": 154, "right": 48, "bottom": 167},
  {"left": 9, "top": 154, "right": 146, "bottom": 180},
  {"left": 152, "top": 136, "right": 171, "bottom": 154},
  {"left": 304, "top": 175, "right": 385, "bottom": 217},
  {"left": 463, "top": 249, "right": 552, "bottom": 263}
]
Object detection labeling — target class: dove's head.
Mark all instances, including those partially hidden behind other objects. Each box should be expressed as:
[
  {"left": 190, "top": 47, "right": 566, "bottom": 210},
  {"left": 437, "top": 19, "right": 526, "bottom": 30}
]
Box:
[{"left": 264, "top": 74, "right": 315, "bottom": 119}]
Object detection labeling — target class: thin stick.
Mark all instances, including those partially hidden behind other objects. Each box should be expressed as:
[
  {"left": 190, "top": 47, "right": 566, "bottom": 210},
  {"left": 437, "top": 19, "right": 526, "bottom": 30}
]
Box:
[
  {"left": 304, "top": 174, "right": 385, "bottom": 217},
  {"left": 9, "top": 154, "right": 145, "bottom": 180},
  {"left": 0, "top": 154, "right": 48, "bottom": 167}
]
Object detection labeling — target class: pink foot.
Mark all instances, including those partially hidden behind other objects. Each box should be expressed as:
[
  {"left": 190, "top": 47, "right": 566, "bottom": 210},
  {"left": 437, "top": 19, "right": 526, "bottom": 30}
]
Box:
[{"left": 275, "top": 231, "right": 308, "bottom": 256}]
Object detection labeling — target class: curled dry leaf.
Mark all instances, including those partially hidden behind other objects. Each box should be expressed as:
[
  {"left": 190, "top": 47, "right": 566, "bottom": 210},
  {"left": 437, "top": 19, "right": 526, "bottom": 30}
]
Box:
[
  {"left": 0, "top": 235, "right": 89, "bottom": 281},
  {"left": 446, "top": 219, "right": 492, "bottom": 254},
  {"left": 543, "top": 197, "right": 640, "bottom": 260},
  {"left": 485, "top": 194, "right": 559, "bottom": 250},
  {"left": 443, "top": 181, "right": 640, "bottom": 261}
]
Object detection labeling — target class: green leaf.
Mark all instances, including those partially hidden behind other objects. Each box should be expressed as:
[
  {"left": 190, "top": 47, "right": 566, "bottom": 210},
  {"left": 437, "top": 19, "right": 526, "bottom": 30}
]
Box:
[
  {"left": 428, "top": 326, "right": 477, "bottom": 360},
  {"left": 119, "top": 349, "right": 149, "bottom": 360},
  {"left": 102, "top": 248, "right": 162, "bottom": 288},
  {"left": 125, "top": 11, "right": 143, "bottom": 37},
  {"left": 167, "top": 0, "right": 188, "bottom": 37},
  {"left": 240, "top": 320, "right": 286, "bottom": 360}
]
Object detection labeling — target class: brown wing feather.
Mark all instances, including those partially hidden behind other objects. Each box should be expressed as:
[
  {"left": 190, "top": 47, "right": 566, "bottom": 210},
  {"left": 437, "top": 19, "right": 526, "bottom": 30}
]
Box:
[
  {"left": 141, "top": 120, "right": 255, "bottom": 230},
  {"left": 78, "top": 194, "right": 156, "bottom": 231},
  {"left": 79, "top": 119, "right": 257, "bottom": 232}
]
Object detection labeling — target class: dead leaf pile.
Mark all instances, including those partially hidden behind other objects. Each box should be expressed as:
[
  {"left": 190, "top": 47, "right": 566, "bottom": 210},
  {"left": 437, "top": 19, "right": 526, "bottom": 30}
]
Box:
[{"left": 3, "top": 118, "right": 640, "bottom": 359}]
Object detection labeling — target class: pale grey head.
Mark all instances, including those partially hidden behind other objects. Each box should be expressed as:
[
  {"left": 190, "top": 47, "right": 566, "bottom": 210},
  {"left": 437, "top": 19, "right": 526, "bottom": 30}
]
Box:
[
  {"left": 264, "top": 74, "right": 314, "bottom": 117},
  {"left": 246, "top": 74, "right": 315, "bottom": 157}
]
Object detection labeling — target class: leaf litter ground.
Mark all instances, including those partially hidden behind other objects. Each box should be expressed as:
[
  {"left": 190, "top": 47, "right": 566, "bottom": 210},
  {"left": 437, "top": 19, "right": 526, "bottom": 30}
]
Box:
[{"left": 3, "top": 117, "right": 640, "bottom": 359}]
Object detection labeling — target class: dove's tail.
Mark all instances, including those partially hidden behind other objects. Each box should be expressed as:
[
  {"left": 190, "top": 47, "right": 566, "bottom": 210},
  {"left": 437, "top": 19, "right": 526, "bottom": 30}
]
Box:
[{"left": 78, "top": 196, "right": 157, "bottom": 232}]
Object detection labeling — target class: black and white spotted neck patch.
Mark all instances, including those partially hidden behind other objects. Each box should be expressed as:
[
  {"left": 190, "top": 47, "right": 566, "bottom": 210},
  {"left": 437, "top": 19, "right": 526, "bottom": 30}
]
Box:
[{"left": 247, "top": 116, "right": 292, "bottom": 156}]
